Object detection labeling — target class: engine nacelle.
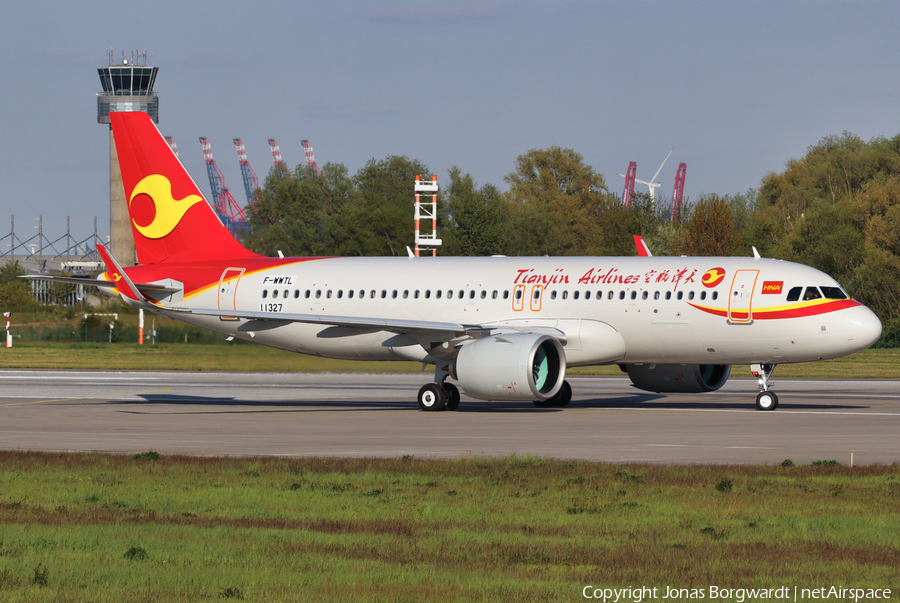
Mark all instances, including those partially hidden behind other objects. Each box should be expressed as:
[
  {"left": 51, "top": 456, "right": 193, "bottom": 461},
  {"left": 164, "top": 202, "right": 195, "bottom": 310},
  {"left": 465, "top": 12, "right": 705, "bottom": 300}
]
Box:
[
  {"left": 625, "top": 363, "right": 731, "bottom": 393},
  {"left": 452, "top": 333, "right": 566, "bottom": 401}
]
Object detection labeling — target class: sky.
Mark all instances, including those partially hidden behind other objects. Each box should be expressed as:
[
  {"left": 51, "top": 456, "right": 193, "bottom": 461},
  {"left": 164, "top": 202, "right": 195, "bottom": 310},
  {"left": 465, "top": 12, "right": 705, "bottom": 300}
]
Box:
[{"left": 1, "top": 0, "right": 898, "bottom": 245}]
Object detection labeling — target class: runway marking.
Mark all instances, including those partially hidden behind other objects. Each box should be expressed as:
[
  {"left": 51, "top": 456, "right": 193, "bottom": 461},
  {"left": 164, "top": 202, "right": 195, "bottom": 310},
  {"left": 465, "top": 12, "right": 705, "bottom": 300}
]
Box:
[
  {"left": 0, "top": 387, "right": 172, "bottom": 408},
  {"left": 592, "top": 407, "right": 900, "bottom": 417}
]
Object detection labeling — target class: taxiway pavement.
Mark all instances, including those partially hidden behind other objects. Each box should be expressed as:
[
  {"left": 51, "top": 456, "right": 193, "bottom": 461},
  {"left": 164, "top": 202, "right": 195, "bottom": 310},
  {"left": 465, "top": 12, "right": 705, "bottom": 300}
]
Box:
[{"left": 1, "top": 370, "right": 898, "bottom": 464}]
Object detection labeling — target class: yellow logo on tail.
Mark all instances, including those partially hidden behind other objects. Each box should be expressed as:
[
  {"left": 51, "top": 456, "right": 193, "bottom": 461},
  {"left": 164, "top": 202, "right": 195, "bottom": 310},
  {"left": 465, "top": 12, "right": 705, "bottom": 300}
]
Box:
[{"left": 129, "top": 174, "right": 203, "bottom": 239}]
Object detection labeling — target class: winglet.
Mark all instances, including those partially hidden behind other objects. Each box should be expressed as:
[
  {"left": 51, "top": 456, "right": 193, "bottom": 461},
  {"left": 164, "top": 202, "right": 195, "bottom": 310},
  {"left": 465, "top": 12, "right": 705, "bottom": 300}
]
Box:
[
  {"left": 752, "top": 246, "right": 761, "bottom": 259},
  {"left": 96, "top": 244, "right": 149, "bottom": 304},
  {"left": 633, "top": 235, "right": 653, "bottom": 257}
]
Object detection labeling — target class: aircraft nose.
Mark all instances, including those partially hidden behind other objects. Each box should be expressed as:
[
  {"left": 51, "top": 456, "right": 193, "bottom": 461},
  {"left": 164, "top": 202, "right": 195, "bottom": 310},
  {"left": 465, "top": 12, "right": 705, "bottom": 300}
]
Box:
[{"left": 846, "top": 304, "right": 882, "bottom": 349}]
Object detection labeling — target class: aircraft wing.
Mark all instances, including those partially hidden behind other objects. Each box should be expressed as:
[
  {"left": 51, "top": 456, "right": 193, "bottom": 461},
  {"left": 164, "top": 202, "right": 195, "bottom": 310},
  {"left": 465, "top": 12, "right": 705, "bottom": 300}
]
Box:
[
  {"left": 187, "top": 307, "right": 470, "bottom": 335},
  {"left": 187, "top": 307, "right": 568, "bottom": 345}
]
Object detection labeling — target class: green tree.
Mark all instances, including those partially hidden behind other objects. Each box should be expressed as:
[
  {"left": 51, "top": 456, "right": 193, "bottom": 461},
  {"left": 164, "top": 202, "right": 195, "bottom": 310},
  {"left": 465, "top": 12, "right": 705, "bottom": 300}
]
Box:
[
  {"left": 675, "top": 194, "right": 742, "bottom": 257},
  {"left": 0, "top": 261, "right": 40, "bottom": 312},
  {"left": 442, "top": 167, "right": 508, "bottom": 256},
  {"left": 503, "top": 146, "right": 608, "bottom": 256},
  {"left": 327, "top": 156, "right": 434, "bottom": 257}
]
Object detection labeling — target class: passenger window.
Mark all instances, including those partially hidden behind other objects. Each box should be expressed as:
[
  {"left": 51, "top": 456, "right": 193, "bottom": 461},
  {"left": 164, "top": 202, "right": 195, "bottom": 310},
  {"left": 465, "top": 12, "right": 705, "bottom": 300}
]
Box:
[
  {"left": 596, "top": 290, "right": 603, "bottom": 299},
  {"left": 551, "top": 290, "right": 557, "bottom": 300},
  {"left": 392, "top": 290, "right": 398, "bottom": 299},
  {"left": 584, "top": 291, "right": 591, "bottom": 300},
  {"left": 654, "top": 291, "right": 660, "bottom": 300},
  {"left": 503, "top": 291, "right": 510, "bottom": 300},
  {"left": 786, "top": 286, "right": 802, "bottom": 302},
  {"left": 573, "top": 291, "right": 579, "bottom": 300},
  {"left": 630, "top": 291, "right": 637, "bottom": 300},
  {"left": 458, "top": 290, "right": 464, "bottom": 299},
  {"left": 608, "top": 291, "right": 614, "bottom": 300},
  {"left": 446, "top": 290, "right": 452, "bottom": 299},
  {"left": 414, "top": 290, "right": 420, "bottom": 299},
  {"left": 370, "top": 290, "right": 376, "bottom": 299},
  {"left": 315, "top": 290, "right": 321, "bottom": 299},
  {"left": 326, "top": 290, "right": 332, "bottom": 299},
  {"left": 403, "top": 290, "right": 409, "bottom": 299},
  {"left": 618, "top": 291, "right": 625, "bottom": 300},
  {"left": 425, "top": 290, "right": 431, "bottom": 299},
  {"left": 562, "top": 291, "right": 568, "bottom": 300},
  {"left": 700, "top": 291, "right": 706, "bottom": 300},
  {"left": 480, "top": 290, "right": 487, "bottom": 299},
  {"left": 359, "top": 290, "right": 365, "bottom": 299},
  {"left": 641, "top": 291, "right": 648, "bottom": 300},
  {"left": 820, "top": 286, "right": 847, "bottom": 300},
  {"left": 273, "top": 290, "right": 279, "bottom": 299},
  {"left": 515, "top": 289, "right": 523, "bottom": 300},
  {"left": 469, "top": 290, "right": 475, "bottom": 299},
  {"left": 262, "top": 289, "right": 268, "bottom": 299},
  {"left": 294, "top": 290, "right": 300, "bottom": 299},
  {"left": 665, "top": 291, "right": 671, "bottom": 300},
  {"left": 436, "top": 290, "right": 442, "bottom": 299},
  {"left": 712, "top": 291, "right": 718, "bottom": 300},
  {"left": 305, "top": 290, "right": 311, "bottom": 298},
  {"left": 803, "top": 287, "right": 822, "bottom": 301},
  {"left": 337, "top": 290, "right": 343, "bottom": 299},
  {"left": 492, "top": 290, "right": 498, "bottom": 299},
  {"left": 348, "top": 290, "right": 354, "bottom": 299},
  {"left": 284, "top": 289, "right": 289, "bottom": 299}
]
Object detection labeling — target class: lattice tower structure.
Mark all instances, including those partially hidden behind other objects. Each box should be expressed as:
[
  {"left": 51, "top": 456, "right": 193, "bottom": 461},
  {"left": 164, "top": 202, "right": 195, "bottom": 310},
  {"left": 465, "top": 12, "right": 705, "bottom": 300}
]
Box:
[{"left": 414, "top": 175, "right": 442, "bottom": 257}]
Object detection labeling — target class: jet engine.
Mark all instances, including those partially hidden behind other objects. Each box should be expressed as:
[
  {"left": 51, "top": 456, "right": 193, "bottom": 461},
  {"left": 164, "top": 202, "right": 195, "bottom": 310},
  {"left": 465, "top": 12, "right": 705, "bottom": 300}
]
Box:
[
  {"left": 452, "top": 333, "right": 566, "bottom": 401},
  {"left": 625, "top": 363, "right": 731, "bottom": 393}
]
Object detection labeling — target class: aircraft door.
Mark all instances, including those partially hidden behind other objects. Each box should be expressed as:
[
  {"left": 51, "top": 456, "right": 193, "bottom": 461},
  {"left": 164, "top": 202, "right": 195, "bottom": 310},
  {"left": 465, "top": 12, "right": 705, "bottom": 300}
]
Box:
[
  {"left": 512, "top": 284, "right": 525, "bottom": 311},
  {"left": 218, "top": 268, "right": 245, "bottom": 319},
  {"left": 530, "top": 285, "right": 543, "bottom": 312},
  {"left": 728, "top": 269, "right": 759, "bottom": 322}
]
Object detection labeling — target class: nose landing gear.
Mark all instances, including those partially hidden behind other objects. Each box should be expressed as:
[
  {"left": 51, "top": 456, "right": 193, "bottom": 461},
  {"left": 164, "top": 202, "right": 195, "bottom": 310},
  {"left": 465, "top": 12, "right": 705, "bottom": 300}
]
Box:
[{"left": 751, "top": 363, "right": 778, "bottom": 410}]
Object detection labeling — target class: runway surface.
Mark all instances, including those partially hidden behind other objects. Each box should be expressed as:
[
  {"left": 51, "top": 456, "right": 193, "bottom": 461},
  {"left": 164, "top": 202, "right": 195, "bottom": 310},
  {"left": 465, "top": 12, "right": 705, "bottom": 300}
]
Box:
[{"left": 1, "top": 370, "right": 898, "bottom": 464}]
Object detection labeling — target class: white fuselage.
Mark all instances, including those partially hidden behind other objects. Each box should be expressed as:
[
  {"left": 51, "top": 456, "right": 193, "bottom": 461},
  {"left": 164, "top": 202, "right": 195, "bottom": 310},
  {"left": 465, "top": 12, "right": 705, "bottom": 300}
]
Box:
[{"left": 157, "top": 255, "right": 882, "bottom": 367}]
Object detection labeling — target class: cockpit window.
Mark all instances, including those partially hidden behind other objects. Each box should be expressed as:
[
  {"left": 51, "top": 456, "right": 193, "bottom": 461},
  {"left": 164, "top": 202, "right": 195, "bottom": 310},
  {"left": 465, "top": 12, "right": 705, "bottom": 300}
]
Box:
[
  {"left": 786, "top": 286, "right": 802, "bottom": 302},
  {"left": 820, "top": 286, "right": 849, "bottom": 300},
  {"left": 803, "top": 287, "right": 822, "bottom": 301}
]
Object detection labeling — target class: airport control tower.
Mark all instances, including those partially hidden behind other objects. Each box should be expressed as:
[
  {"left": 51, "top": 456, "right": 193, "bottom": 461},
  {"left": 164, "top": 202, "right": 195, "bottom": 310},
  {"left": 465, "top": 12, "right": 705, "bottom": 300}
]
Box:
[{"left": 97, "top": 50, "right": 159, "bottom": 267}]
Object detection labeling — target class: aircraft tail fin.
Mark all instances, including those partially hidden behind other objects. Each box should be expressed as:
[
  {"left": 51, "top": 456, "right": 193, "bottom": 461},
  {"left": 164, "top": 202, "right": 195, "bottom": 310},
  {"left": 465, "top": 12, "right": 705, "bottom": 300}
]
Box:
[{"left": 109, "top": 112, "right": 260, "bottom": 265}]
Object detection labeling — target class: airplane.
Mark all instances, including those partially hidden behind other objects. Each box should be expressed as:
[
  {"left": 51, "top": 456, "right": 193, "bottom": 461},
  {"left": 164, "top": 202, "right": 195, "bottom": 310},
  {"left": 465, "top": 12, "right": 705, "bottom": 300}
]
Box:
[{"left": 28, "top": 111, "right": 883, "bottom": 412}]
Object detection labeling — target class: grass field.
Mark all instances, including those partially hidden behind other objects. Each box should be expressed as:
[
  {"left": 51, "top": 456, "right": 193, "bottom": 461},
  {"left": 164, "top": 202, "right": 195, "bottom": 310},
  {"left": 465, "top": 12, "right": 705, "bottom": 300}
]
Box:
[
  {"left": 0, "top": 452, "right": 897, "bottom": 602},
  {"left": 1, "top": 343, "right": 899, "bottom": 379}
]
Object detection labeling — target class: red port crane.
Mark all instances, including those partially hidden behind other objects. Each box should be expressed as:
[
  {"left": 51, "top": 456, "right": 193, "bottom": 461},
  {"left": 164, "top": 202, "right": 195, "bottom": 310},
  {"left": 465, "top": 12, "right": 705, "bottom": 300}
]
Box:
[
  {"left": 233, "top": 139, "right": 260, "bottom": 205},
  {"left": 164, "top": 136, "right": 179, "bottom": 158},
  {"left": 671, "top": 163, "right": 686, "bottom": 223},
  {"left": 301, "top": 139, "right": 322, "bottom": 175},
  {"left": 199, "top": 137, "right": 246, "bottom": 231},
  {"left": 621, "top": 162, "right": 637, "bottom": 208}
]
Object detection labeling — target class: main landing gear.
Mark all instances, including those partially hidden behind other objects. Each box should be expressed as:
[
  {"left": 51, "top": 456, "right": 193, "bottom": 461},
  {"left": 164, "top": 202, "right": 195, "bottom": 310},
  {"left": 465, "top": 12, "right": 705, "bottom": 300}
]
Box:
[
  {"left": 533, "top": 381, "right": 572, "bottom": 408},
  {"left": 751, "top": 363, "right": 778, "bottom": 411},
  {"left": 416, "top": 382, "right": 460, "bottom": 412}
]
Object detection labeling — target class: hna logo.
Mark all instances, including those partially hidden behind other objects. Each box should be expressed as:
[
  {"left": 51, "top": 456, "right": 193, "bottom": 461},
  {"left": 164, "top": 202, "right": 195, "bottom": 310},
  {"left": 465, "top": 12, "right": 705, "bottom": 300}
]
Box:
[
  {"left": 129, "top": 174, "right": 203, "bottom": 240},
  {"left": 702, "top": 268, "right": 726, "bottom": 288},
  {"left": 762, "top": 281, "right": 784, "bottom": 294}
]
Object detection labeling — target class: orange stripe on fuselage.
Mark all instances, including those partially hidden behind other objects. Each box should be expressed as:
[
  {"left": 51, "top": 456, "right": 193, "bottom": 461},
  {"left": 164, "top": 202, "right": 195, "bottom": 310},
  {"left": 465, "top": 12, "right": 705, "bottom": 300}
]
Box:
[{"left": 689, "top": 298, "right": 862, "bottom": 320}]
